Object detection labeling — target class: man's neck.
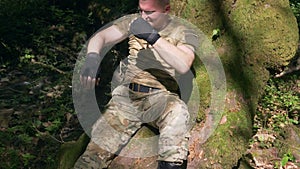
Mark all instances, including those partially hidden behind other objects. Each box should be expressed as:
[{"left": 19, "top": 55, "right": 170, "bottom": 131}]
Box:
[{"left": 156, "top": 15, "right": 171, "bottom": 31}]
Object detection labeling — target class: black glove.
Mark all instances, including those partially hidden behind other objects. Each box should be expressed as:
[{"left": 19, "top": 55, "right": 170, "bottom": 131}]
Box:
[
  {"left": 130, "top": 17, "right": 160, "bottom": 45},
  {"left": 80, "top": 52, "right": 103, "bottom": 79}
]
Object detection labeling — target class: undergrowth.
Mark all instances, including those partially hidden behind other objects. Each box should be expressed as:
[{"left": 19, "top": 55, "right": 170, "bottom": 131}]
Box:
[{"left": 255, "top": 73, "right": 300, "bottom": 132}]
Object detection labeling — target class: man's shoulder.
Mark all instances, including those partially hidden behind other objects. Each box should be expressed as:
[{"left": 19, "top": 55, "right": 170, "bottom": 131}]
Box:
[
  {"left": 114, "top": 13, "right": 139, "bottom": 24},
  {"left": 163, "top": 16, "right": 199, "bottom": 39},
  {"left": 162, "top": 16, "right": 201, "bottom": 50},
  {"left": 112, "top": 13, "right": 139, "bottom": 35},
  {"left": 168, "top": 16, "right": 198, "bottom": 30}
]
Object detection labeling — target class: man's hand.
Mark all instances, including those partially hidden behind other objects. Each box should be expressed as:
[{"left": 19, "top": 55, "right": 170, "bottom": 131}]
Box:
[
  {"left": 80, "top": 52, "right": 103, "bottom": 89},
  {"left": 130, "top": 17, "right": 160, "bottom": 45}
]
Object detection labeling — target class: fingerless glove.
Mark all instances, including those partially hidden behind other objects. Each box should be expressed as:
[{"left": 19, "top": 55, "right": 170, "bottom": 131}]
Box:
[{"left": 130, "top": 17, "right": 160, "bottom": 45}]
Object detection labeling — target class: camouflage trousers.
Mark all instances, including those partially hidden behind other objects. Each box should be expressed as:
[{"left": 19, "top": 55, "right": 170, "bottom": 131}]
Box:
[{"left": 74, "top": 85, "right": 191, "bottom": 168}]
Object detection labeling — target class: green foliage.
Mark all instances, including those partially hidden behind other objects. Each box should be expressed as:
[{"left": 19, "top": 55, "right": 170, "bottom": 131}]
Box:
[
  {"left": 87, "top": 0, "right": 138, "bottom": 23},
  {"left": 22, "top": 153, "right": 36, "bottom": 167},
  {"left": 290, "top": 0, "right": 300, "bottom": 35},
  {"left": 0, "top": 1, "right": 137, "bottom": 168},
  {"left": 256, "top": 74, "right": 300, "bottom": 131},
  {"left": 281, "top": 152, "right": 296, "bottom": 167},
  {"left": 0, "top": 73, "right": 76, "bottom": 168},
  {"left": 212, "top": 28, "right": 221, "bottom": 40},
  {"left": 0, "top": 0, "right": 90, "bottom": 68},
  {"left": 0, "top": 0, "right": 47, "bottom": 63},
  {"left": 19, "top": 49, "right": 35, "bottom": 64},
  {"left": 290, "top": 0, "right": 300, "bottom": 20}
]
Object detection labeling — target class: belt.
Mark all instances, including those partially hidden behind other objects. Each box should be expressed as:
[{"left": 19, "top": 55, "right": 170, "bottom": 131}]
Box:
[{"left": 129, "top": 83, "right": 161, "bottom": 93}]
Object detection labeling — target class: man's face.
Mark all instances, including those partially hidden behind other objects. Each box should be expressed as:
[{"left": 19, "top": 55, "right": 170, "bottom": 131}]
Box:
[{"left": 138, "top": 0, "right": 170, "bottom": 30}]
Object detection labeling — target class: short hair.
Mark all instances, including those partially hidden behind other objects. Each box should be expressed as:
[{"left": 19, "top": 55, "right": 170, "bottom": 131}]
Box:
[
  {"left": 159, "top": 0, "right": 170, "bottom": 6},
  {"left": 139, "top": 0, "right": 170, "bottom": 7}
]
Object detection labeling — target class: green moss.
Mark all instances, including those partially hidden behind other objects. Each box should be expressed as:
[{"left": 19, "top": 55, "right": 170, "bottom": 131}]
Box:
[
  {"left": 202, "top": 109, "right": 252, "bottom": 168},
  {"left": 194, "top": 62, "right": 211, "bottom": 120},
  {"left": 58, "top": 133, "right": 90, "bottom": 169},
  {"left": 171, "top": 0, "right": 223, "bottom": 36},
  {"left": 227, "top": 0, "right": 298, "bottom": 69},
  {"left": 133, "top": 126, "right": 157, "bottom": 138}
]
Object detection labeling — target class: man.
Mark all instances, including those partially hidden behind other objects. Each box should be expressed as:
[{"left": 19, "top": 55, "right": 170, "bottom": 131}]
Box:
[{"left": 75, "top": 0, "right": 199, "bottom": 168}]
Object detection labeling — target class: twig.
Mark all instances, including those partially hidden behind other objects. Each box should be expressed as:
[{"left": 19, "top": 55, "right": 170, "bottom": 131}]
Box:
[
  {"left": 48, "top": 45, "right": 78, "bottom": 61},
  {"left": 31, "top": 59, "right": 66, "bottom": 75},
  {"left": 32, "top": 122, "right": 64, "bottom": 143}
]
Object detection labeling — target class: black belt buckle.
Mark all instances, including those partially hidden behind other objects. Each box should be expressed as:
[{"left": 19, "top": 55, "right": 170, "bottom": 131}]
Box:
[{"left": 129, "top": 83, "right": 159, "bottom": 93}]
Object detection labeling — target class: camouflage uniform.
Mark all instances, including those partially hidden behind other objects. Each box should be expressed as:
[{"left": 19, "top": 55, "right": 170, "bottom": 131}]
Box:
[{"left": 74, "top": 14, "right": 199, "bottom": 169}]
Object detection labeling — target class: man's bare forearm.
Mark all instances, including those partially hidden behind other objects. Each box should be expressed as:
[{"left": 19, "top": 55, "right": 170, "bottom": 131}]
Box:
[
  {"left": 87, "top": 33, "right": 105, "bottom": 54},
  {"left": 153, "top": 38, "right": 195, "bottom": 74},
  {"left": 87, "top": 25, "right": 126, "bottom": 54}
]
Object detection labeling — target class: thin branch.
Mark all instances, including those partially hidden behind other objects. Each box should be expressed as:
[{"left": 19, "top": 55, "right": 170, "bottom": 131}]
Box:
[
  {"left": 31, "top": 59, "right": 66, "bottom": 74},
  {"left": 32, "top": 122, "right": 63, "bottom": 143}
]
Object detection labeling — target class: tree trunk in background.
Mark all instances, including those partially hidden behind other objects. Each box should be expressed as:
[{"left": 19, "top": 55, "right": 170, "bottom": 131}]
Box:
[{"left": 61, "top": 0, "right": 298, "bottom": 168}]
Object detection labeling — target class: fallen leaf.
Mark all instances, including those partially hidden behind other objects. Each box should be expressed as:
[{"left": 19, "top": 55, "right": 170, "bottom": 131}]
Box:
[{"left": 219, "top": 115, "right": 227, "bottom": 125}]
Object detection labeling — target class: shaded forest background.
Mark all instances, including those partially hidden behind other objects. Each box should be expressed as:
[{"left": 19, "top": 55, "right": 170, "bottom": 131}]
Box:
[{"left": 0, "top": 0, "right": 299, "bottom": 168}]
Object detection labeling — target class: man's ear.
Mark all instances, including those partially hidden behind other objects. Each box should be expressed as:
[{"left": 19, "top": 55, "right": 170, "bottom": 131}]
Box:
[{"left": 165, "top": 5, "right": 170, "bottom": 12}]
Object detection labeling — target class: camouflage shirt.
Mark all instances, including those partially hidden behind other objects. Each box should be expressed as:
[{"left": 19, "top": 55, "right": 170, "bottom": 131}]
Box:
[{"left": 113, "top": 14, "right": 199, "bottom": 91}]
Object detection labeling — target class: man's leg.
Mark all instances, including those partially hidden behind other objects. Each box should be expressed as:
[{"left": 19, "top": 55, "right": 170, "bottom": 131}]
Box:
[
  {"left": 74, "top": 93, "right": 142, "bottom": 169},
  {"left": 74, "top": 141, "right": 115, "bottom": 169},
  {"left": 154, "top": 94, "right": 191, "bottom": 169}
]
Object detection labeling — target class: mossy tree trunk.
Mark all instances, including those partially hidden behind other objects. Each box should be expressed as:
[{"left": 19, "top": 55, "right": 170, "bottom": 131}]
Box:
[
  {"left": 60, "top": 0, "right": 298, "bottom": 168},
  {"left": 171, "top": 0, "right": 298, "bottom": 168}
]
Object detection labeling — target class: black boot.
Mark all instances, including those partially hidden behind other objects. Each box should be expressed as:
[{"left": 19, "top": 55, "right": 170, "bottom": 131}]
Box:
[{"left": 157, "top": 161, "right": 187, "bottom": 169}]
